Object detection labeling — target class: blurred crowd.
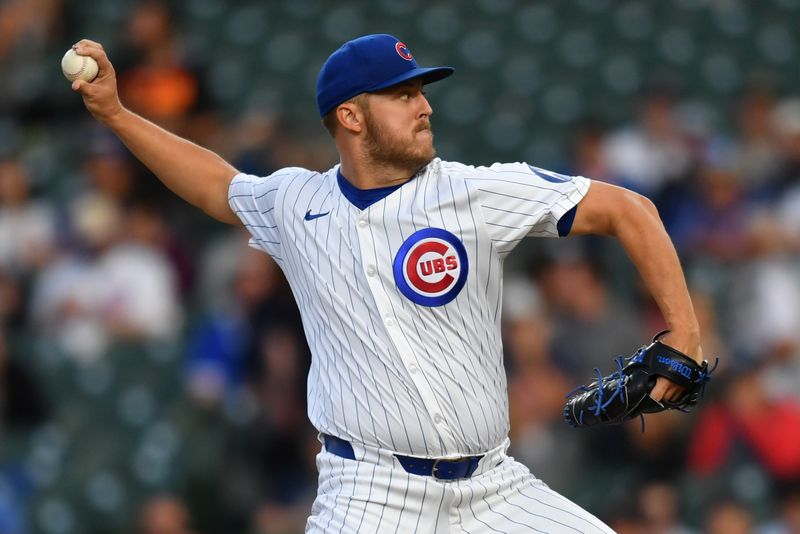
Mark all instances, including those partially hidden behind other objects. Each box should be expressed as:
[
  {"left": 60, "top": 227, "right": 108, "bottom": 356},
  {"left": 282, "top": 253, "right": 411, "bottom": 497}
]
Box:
[{"left": 2, "top": 1, "right": 800, "bottom": 533}]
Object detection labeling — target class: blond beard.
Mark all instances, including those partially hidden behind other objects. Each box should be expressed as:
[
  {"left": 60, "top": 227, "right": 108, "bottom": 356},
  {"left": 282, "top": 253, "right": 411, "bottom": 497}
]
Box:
[{"left": 361, "top": 108, "right": 436, "bottom": 174}]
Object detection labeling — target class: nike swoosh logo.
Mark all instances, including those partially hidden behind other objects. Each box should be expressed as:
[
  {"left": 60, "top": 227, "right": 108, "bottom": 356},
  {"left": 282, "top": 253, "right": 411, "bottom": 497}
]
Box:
[{"left": 304, "top": 210, "right": 330, "bottom": 221}]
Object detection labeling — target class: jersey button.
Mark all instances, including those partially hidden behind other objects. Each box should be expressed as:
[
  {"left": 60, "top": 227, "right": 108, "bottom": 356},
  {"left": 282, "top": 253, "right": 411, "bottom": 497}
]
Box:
[
  {"left": 384, "top": 317, "right": 395, "bottom": 327},
  {"left": 408, "top": 364, "right": 419, "bottom": 374},
  {"left": 366, "top": 265, "right": 376, "bottom": 276},
  {"left": 358, "top": 219, "right": 368, "bottom": 228},
  {"left": 434, "top": 414, "right": 444, "bottom": 424}
]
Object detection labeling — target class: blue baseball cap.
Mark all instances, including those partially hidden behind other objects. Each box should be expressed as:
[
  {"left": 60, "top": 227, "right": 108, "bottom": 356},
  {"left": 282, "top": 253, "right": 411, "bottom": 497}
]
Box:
[{"left": 316, "top": 34, "right": 454, "bottom": 117}]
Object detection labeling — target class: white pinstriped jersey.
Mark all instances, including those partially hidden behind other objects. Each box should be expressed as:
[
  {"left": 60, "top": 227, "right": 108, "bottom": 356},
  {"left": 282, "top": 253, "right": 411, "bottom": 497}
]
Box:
[{"left": 228, "top": 158, "right": 590, "bottom": 458}]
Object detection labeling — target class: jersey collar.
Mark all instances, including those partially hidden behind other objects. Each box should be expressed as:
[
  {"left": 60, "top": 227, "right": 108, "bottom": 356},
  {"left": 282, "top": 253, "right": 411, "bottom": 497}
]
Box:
[{"left": 336, "top": 168, "right": 407, "bottom": 210}]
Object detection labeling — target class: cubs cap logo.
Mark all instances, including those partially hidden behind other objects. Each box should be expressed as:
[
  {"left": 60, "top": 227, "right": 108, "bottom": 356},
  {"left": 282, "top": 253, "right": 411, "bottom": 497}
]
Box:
[
  {"left": 395, "top": 42, "right": 414, "bottom": 61},
  {"left": 393, "top": 228, "right": 468, "bottom": 307}
]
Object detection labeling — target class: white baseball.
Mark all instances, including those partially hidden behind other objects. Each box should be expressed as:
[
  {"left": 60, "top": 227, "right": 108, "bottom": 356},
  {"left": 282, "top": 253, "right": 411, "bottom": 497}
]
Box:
[{"left": 61, "top": 48, "right": 99, "bottom": 82}]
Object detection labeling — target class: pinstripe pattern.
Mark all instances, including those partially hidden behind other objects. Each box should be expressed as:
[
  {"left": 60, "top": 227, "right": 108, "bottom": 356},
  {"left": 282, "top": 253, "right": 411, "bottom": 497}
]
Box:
[
  {"left": 228, "top": 159, "right": 590, "bottom": 458},
  {"left": 231, "top": 159, "right": 605, "bottom": 532},
  {"left": 306, "top": 445, "right": 614, "bottom": 533}
]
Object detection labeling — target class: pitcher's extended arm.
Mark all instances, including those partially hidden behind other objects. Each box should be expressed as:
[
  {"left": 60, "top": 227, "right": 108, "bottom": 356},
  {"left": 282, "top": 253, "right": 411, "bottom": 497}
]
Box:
[{"left": 70, "top": 39, "right": 239, "bottom": 225}]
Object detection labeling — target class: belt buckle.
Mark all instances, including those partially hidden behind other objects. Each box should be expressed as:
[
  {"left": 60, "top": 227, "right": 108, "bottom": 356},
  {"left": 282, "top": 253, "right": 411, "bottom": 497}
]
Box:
[
  {"left": 432, "top": 458, "right": 445, "bottom": 479},
  {"left": 432, "top": 457, "right": 468, "bottom": 480}
]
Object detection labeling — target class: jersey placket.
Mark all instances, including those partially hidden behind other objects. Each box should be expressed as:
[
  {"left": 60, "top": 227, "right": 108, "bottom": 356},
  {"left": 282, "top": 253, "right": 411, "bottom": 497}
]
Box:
[{"left": 354, "top": 207, "right": 461, "bottom": 454}]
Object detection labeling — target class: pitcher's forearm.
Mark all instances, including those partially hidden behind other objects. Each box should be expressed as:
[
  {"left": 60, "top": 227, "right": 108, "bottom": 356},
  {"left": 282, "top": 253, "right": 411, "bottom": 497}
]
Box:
[
  {"left": 613, "top": 195, "right": 700, "bottom": 342},
  {"left": 106, "top": 108, "right": 239, "bottom": 224},
  {"left": 612, "top": 196, "right": 704, "bottom": 403},
  {"left": 571, "top": 182, "right": 700, "bottom": 354}
]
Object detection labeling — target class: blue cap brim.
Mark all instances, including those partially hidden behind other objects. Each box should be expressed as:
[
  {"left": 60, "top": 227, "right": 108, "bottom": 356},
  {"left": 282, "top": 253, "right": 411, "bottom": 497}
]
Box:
[{"left": 366, "top": 66, "right": 455, "bottom": 93}]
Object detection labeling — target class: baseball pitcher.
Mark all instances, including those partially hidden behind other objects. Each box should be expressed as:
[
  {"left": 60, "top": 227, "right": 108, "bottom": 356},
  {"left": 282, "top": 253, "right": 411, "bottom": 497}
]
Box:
[{"left": 71, "top": 34, "right": 710, "bottom": 533}]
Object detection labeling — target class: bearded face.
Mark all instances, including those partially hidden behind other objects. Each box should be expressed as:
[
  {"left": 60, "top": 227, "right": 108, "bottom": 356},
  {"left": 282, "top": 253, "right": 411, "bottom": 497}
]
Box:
[{"left": 360, "top": 103, "right": 436, "bottom": 173}]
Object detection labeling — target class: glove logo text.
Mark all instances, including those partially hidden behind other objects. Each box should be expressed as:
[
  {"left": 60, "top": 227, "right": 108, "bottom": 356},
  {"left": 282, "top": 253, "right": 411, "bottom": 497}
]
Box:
[{"left": 656, "top": 356, "right": 693, "bottom": 380}]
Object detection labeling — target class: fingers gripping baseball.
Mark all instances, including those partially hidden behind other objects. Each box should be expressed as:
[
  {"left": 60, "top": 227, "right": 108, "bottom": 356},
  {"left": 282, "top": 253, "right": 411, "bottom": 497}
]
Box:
[{"left": 70, "top": 40, "right": 123, "bottom": 124}]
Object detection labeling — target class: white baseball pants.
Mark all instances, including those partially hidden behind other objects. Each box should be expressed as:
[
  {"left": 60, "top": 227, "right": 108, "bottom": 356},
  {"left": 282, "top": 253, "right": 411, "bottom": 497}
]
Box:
[{"left": 305, "top": 439, "right": 615, "bottom": 533}]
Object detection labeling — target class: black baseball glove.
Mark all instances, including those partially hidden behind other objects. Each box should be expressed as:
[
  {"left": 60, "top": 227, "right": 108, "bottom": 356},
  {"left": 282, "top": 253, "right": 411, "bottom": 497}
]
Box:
[{"left": 563, "top": 331, "right": 716, "bottom": 430}]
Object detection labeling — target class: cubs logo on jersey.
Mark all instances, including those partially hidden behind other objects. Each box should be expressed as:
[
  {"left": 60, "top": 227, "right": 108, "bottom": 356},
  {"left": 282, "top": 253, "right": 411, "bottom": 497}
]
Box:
[{"left": 393, "top": 228, "right": 468, "bottom": 307}]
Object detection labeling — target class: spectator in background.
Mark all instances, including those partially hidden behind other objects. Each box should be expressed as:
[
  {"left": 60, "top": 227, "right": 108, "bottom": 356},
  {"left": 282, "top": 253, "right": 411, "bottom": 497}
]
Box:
[
  {"left": 663, "top": 141, "right": 755, "bottom": 260},
  {"left": 503, "top": 276, "right": 581, "bottom": 490},
  {"left": 730, "top": 247, "right": 800, "bottom": 367},
  {"left": 225, "top": 110, "right": 281, "bottom": 178},
  {"left": 603, "top": 85, "right": 692, "bottom": 197},
  {"left": 265, "top": 119, "right": 339, "bottom": 172},
  {"left": 705, "top": 499, "right": 754, "bottom": 534},
  {"left": 567, "top": 119, "right": 622, "bottom": 185},
  {"left": 31, "top": 194, "right": 182, "bottom": 361},
  {"left": 115, "top": 0, "right": 213, "bottom": 140},
  {"left": 0, "top": 0, "right": 64, "bottom": 118},
  {"left": 138, "top": 495, "right": 194, "bottom": 534},
  {"left": 719, "top": 98, "right": 800, "bottom": 379},
  {"left": 638, "top": 481, "right": 697, "bottom": 534},
  {"left": 126, "top": 199, "right": 195, "bottom": 298},
  {"left": 187, "top": 240, "right": 308, "bottom": 531},
  {"left": 0, "top": 158, "right": 56, "bottom": 276},
  {"left": 77, "top": 129, "right": 196, "bottom": 295},
  {"left": 84, "top": 198, "right": 183, "bottom": 340},
  {"left": 536, "top": 247, "right": 645, "bottom": 378},
  {"left": 189, "top": 243, "right": 311, "bottom": 533},
  {"left": 187, "top": 243, "right": 301, "bottom": 408},
  {"left": 603, "top": 507, "right": 648, "bottom": 534},
  {"left": 688, "top": 360, "right": 800, "bottom": 517},
  {"left": 80, "top": 131, "right": 139, "bottom": 206},
  {"left": 735, "top": 88, "right": 782, "bottom": 190},
  {"left": 0, "top": 0, "right": 61, "bottom": 61},
  {"left": 691, "top": 363, "right": 798, "bottom": 480},
  {"left": 221, "top": 110, "right": 337, "bottom": 186},
  {"left": 221, "top": 321, "right": 315, "bottom": 534},
  {"left": 195, "top": 228, "right": 254, "bottom": 313},
  {"left": 29, "top": 194, "right": 119, "bottom": 361}
]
